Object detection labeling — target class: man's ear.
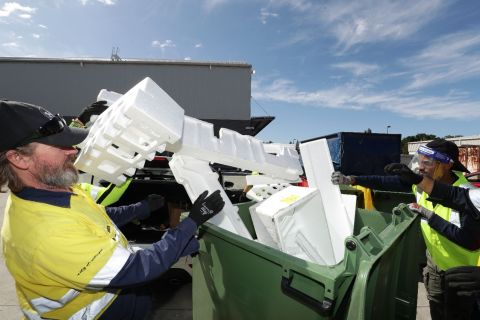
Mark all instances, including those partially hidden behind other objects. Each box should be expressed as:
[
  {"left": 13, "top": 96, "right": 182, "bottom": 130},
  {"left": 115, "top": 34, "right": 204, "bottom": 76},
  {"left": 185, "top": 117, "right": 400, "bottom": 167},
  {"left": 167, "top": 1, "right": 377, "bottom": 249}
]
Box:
[{"left": 5, "top": 150, "right": 31, "bottom": 170}]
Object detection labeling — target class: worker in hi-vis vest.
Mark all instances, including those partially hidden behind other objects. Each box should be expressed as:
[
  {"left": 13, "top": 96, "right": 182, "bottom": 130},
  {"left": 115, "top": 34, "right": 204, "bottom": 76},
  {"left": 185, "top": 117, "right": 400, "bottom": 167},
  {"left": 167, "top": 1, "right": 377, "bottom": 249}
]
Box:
[
  {"left": 79, "top": 178, "right": 132, "bottom": 206},
  {"left": 385, "top": 163, "right": 480, "bottom": 319},
  {"left": 0, "top": 100, "right": 225, "bottom": 319},
  {"left": 331, "top": 138, "right": 480, "bottom": 320}
]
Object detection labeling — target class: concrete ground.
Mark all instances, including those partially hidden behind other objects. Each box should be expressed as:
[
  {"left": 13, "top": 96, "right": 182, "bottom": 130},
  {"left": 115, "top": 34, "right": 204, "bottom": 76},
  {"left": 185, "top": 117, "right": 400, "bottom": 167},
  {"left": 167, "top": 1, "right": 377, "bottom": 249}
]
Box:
[{"left": 0, "top": 191, "right": 431, "bottom": 319}]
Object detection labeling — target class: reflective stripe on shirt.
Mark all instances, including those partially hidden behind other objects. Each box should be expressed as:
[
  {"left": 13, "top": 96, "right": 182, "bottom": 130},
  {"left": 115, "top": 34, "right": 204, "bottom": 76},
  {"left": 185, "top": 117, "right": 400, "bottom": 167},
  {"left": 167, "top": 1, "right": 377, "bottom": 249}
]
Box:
[
  {"left": 22, "top": 309, "right": 43, "bottom": 320},
  {"left": 86, "top": 244, "right": 131, "bottom": 289},
  {"left": 27, "top": 290, "right": 116, "bottom": 320},
  {"left": 69, "top": 292, "right": 116, "bottom": 320},
  {"left": 30, "top": 289, "right": 80, "bottom": 314}
]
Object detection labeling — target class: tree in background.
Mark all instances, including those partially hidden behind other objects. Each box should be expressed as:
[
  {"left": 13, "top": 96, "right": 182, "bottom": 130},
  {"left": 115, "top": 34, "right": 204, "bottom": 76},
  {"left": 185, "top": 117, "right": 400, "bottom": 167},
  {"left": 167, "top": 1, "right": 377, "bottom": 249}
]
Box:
[
  {"left": 401, "top": 133, "right": 437, "bottom": 154},
  {"left": 400, "top": 134, "right": 464, "bottom": 154}
]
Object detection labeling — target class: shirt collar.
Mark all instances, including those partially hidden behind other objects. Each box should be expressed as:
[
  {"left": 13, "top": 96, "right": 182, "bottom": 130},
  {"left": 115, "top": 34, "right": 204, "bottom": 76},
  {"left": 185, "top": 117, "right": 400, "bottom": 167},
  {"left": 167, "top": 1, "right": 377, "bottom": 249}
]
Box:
[{"left": 15, "top": 187, "right": 73, "bottom": 208}]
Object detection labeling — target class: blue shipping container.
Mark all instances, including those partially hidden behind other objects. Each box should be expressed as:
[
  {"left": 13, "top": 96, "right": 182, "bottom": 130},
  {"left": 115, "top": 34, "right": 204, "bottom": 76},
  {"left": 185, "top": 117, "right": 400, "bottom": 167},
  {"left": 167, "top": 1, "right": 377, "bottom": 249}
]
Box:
[{"left": 302, "top": 132, "right": 401, "bottom": 176}]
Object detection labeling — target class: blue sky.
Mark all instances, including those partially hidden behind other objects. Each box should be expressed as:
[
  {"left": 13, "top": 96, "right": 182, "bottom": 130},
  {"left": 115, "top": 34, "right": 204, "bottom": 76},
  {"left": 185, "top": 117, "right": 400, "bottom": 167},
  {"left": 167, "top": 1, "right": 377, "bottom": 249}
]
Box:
[{"left": 1, "top": 0, "right": 480, "bottom": 143}]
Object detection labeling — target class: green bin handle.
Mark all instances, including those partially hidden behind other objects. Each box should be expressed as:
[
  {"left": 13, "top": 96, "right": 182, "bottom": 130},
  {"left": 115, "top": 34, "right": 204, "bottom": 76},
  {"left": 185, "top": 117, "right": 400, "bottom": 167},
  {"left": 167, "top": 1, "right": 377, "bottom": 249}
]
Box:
[{"left": 281, "top": 276, "right": 334, "bottom": 316}]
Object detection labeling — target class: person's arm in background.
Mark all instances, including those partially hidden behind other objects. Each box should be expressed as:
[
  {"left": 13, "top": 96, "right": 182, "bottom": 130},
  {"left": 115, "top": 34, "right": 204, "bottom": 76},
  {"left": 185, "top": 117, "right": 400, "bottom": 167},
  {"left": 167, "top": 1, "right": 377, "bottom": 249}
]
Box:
[
  {"left": 105, "top": 194, "right": 165, "bottom": 227},
  {"left": 71, "top": 100, "right": 109, "bottom": 128},
  {"left": 331, "top": 171, "right": 412, "bottom": 192}
]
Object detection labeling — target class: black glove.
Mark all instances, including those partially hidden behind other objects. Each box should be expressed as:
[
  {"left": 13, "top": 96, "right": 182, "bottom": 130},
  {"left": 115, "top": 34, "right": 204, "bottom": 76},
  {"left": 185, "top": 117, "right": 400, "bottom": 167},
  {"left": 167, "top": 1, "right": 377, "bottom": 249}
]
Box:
[
  {"left": 147, "top": 194, "right": 165, "bottom": 212},
  {"left": 188, "top": 190, "right": 225, "bottom": 227},
  {"left": 445, "top": 266, "right": 480, "bottom": 297},
  {"left": 384, "top": 163, "right": 423, "bottom": 185},
  {"left": 77, "top": 100, "right": 109, "bottom": 125}
]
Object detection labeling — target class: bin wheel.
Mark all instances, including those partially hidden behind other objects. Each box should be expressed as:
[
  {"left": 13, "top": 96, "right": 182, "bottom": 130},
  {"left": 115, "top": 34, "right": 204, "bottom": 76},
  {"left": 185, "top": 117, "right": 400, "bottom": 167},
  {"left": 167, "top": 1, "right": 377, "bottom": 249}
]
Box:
[{"left": 158, "top": 268, "right": 192, "bottom": 288}]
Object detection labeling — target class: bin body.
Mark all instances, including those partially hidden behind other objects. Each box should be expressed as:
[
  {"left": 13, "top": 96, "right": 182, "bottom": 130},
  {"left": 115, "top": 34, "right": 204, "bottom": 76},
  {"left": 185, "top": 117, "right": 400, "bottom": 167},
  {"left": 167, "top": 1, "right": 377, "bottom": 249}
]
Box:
[
  {"left": 193, "top": 201, "right": 423, "bottom": 320},
  {"left": 372, "top": 190, "right": 416, "bottom": 213}
]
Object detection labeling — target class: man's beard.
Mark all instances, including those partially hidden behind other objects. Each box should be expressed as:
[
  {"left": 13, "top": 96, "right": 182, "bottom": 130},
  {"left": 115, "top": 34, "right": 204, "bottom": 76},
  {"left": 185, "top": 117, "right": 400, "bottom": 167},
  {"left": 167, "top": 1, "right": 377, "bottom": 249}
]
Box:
[{"left": 33, "top": 155, "right": 79, "bottom": 189}]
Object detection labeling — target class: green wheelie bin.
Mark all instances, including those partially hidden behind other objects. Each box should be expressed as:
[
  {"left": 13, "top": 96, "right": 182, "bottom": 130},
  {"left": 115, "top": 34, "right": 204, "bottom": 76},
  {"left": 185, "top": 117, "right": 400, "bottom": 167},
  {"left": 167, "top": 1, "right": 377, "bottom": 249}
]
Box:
[{"left": 192, "top": 200, "right": 424, "bottom": 320}]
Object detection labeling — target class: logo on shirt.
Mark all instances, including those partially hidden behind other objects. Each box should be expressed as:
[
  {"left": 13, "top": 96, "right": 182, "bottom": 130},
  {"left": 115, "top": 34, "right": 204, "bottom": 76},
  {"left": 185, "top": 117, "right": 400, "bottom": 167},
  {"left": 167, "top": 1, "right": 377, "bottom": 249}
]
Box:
[{"left": 77, "top": 248, "right": 103, "bottom": 276}]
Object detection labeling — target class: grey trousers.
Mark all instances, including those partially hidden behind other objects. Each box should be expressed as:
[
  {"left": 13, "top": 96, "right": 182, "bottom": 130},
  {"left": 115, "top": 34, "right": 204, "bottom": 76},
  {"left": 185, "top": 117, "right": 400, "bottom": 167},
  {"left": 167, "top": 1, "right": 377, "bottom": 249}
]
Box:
[{"left": 423, "top": 251, "right": 475, "bottom": 320}]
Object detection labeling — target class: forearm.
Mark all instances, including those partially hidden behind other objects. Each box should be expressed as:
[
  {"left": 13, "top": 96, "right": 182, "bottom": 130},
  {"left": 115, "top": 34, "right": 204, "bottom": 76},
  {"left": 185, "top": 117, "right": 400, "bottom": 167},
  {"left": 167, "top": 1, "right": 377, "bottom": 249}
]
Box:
[
  {"left": 353, "top": 175, "right": 412, "bottom": 192},
  {"left": 428, "top": 214, "right": 480, "bottom": 250},
  {"left": 106, "top": 218, "right": 198, "bottom": 288},
  {"left": 105, "top": 201, "right": 150, "bottom": 227},
  {"left": 428, "top": 182, "right": 480, "bottom": 219}
]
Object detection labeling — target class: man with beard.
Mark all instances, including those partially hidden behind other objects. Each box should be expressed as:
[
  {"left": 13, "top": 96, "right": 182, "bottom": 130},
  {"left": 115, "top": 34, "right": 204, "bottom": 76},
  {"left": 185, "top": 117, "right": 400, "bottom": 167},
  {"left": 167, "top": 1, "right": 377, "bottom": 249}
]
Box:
[{"left": 0, "top": 100, "right": 225, "bottom": 320}]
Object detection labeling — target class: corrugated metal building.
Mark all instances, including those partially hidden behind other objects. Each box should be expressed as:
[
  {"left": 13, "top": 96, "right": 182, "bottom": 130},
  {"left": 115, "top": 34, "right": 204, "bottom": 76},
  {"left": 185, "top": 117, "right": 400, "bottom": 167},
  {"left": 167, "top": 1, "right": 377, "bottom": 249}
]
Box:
[{"left": 0, "top": 57, "right": 273, "bottom": 135}]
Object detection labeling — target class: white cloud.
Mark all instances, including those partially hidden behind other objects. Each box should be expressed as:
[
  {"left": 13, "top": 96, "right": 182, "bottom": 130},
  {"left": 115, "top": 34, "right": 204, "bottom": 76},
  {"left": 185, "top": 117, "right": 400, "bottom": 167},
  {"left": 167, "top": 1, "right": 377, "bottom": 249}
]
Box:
[
  {"left": 195, "top": 43, "right": 203, "bottom": 48},
  {"left": 269, "top": 0, "right": 446, "bottom": 53},
  {"left": 0, "top": 2, "right": 36, "bottom": 19},
  {"left": 323, "top": 0, "right": 445, "bottom": 52},
  {"left": 184, "top": 57, "right": 192, "bottom": 61},
  {"left": 32, "top": 33, "right": 40, "bottom": 39},
  {"left": 203, "top": 0, "right": 227, "bottom": 12},
  {"left": 405, "top": 30, "right": 480, "bottom": 89},
  {"left": 2, "top": 42, "right": 19, "bottom": 47},
  {"left": 252, "top": 78, "right": 480, "bottom": 120},
  {"left": 79, "top": 0, "right": 116, "bottom": 5},
  {"left": 270, "top": 0, "right": 312, "bottom": 12},
  {"left": 332, "top": 62, "right": 380, "bottom": 76},
  {"left": 98, "top": 0, "right": 116, "bottom": 5},
  {"left": 38, "top": 24, "right": 47, "bottom": 29},
  {"left": 253, "top": 78, "right": 366, "bottom": 110},
  {"left": 152, "top": 39, "right": 176, "bottom": 50},
  {"left": 260, "top": 8, "right": 279, "bottom": 25}
]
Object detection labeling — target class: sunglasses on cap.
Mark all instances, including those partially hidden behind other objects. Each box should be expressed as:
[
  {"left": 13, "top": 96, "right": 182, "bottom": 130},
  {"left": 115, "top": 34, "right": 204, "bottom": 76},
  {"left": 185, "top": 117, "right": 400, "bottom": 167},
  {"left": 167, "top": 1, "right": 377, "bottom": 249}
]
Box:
[{"left": 13, "top": 114, "right": 67, "bottom": 148}]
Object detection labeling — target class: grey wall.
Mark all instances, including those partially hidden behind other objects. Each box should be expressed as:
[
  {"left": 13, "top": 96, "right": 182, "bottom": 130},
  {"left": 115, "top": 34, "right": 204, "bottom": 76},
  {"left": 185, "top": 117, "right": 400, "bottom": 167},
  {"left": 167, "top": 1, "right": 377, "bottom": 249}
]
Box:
[{"left": 0, "top": 58, "right": 252, "bottom": 120}]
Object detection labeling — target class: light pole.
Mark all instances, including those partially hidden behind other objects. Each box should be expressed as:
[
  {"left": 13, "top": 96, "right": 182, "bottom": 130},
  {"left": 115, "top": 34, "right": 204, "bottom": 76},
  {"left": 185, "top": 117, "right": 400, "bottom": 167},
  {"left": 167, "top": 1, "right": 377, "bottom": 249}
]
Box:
[{"left": 387, "top": 125, "right": 391, "bottom": 134}]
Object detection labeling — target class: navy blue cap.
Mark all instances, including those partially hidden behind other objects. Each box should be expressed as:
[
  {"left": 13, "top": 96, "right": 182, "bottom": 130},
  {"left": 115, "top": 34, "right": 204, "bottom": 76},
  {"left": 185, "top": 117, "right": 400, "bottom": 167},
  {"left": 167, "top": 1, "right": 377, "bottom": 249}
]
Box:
[{"left": 0, "top": 100, "right": 88, "bottom": 151}]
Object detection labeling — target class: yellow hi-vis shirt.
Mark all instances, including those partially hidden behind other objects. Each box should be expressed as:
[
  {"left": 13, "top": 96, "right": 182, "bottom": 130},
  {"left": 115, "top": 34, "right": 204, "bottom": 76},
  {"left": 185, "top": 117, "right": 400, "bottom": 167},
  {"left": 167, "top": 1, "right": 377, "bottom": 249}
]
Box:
[
  {"left": 415, "top": 171, "right": 480, "bottom": 271},
  {"left": 1, "top": 185, "right": 133, "bottom": 319},
  {"left": 79, "top": 178, "right": 132, "bottom": 207}
]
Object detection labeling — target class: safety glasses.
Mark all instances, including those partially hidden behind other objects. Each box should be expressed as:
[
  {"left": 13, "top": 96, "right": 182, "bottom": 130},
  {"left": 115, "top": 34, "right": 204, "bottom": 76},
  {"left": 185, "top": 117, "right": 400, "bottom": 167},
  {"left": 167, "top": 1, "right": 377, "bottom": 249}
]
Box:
[
  {"left": 14, "top": 114, "right": 67, "bottom": 148},
  {"left": 418, "top": 158, "right": 438, "bottom": 168}
]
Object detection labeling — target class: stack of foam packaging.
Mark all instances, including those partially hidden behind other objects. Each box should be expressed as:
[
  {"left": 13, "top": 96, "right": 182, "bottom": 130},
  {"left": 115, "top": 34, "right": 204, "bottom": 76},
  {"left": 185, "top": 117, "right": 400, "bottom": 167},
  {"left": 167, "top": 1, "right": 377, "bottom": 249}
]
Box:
[
  {"left": 75, "top": 77, "right": 355, "bottom": 266},
  {"left": 248, "top": 139, "right": 356, "bottom": 265},
  {"left": 75, "top": 77, "right": 303, "bottom": 240},
  {"left": 75, "top": 77, "right": 184, "bottom": 185}
]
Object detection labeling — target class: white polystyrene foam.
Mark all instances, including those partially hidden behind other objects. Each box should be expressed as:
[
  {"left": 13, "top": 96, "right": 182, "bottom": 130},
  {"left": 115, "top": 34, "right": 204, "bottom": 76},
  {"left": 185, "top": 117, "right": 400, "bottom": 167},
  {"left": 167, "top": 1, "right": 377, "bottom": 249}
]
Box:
[
  {"left": 299, "top": 139, "right": 355, "bottom": 263},
  {"left": 168, "top": 116, "right": 302, "bottom": 181},
  {"left": 250, "top": 186, "right": 336, "bottom": 265},
  {"left": 169, "top": 155, "right": 252, "bottom": 239}
]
